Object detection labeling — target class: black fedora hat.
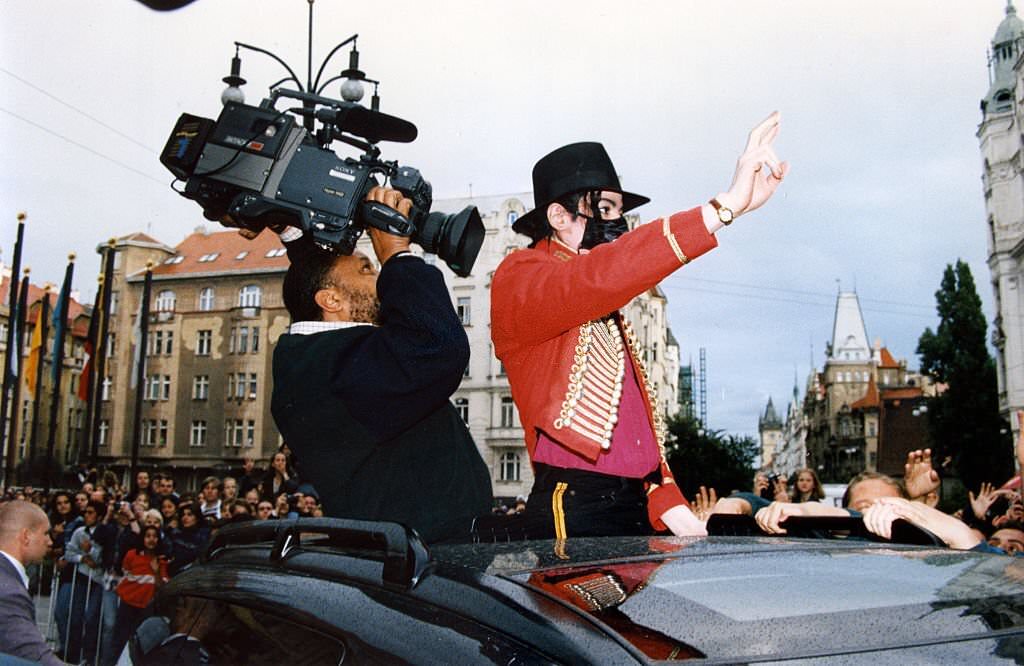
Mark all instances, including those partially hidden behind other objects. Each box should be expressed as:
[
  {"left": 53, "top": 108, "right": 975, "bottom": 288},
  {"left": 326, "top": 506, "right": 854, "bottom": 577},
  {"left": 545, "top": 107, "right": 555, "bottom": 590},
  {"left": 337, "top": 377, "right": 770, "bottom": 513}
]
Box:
[{"left": 512, "top": 141, "right": 650, "bottom": 242}]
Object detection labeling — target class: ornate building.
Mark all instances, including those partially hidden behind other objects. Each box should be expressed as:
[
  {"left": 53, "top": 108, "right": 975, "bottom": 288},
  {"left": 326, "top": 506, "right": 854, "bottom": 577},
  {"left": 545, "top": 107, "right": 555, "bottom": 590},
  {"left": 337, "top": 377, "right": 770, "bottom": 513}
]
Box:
[
  {"left": 757, "top": 397, "right": 783, "bottom": 469},
  {"left": 802, "top": 292, "right": 933, "bottom": 483},
  {"left": 979, "top": 1, "right": 1024, "bottom": 437}
]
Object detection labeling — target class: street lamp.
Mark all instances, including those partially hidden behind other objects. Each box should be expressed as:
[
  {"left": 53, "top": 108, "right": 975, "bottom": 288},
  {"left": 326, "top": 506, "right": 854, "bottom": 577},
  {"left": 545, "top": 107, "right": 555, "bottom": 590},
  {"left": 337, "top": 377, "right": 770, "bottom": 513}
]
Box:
[{"left": 219, "top": 0, "right": 381, "bottom": 128}]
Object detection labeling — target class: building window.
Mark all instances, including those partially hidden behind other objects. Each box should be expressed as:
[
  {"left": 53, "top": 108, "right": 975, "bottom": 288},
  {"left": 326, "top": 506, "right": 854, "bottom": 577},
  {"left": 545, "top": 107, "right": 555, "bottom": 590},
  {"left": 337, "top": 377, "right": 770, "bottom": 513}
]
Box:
[
  {"left": 507, "top": 211, "right": 518, "bottom": 225},
  {"left": 190, "top": 420, "right": 207, "bottom": 447},
  {"left": 227, "top": 374, "right": 235, "bottom": 399},
  {"left": 238, "top": 327, "right": 249, "bottom": 354},
  {"left": 155, "top": 290, "right": 176, "bottom": 312},
  {"left": 98, "top": 420, "right": 109, "bottom": 447},
  {"left": 101, "top": 376, "right": 112, "bottom": 401},
  {"left": 199, "top": 287, "right": 215, "bottom": 311},
  {"left": 106, "top": 332, "right": 117, "bottom": 357},
  {"left": 143, "top": 420, "right": 157, "bottom": 447},
  {"left": 193, "top": 375, "right": 209, "bottom": 400},
  {"left": 499, "top": 451, "right": 521, "bottom": 482},
  {"left": 197, "top": 330, "right": 212, "bottom": 356},
  {"left": 867, "top": 421, "right": 877, "bottom": 437},
  {"left": 252, "top": 327, "right": 260, "bottom": 353},
  {"left": 238, "top": 285, "right": 262, "bottom": 308},
  {"left": 264, "top": 248, "right": 287, "bottom": 258},
  {"left": 109, "top": 291, "right": 119, "bottom": 315},
  {"left": 162, "top": 375, "right": 171, "bottom": 400},
  {"left": 197, "top": 253, "right": 220, "bottom": 263},
  {"left": 500, "top": 396, "right": 515, "bottom": 428},
  {"left": 454, "top": 397, "right": 469, "bottom": 424},
  {"left": 246, "top": 419, "right": 255, "bottom": 448},
  {"left": 248, "top": 373, "right": 258, "bottom": 399},
  {"left": 235, "top": 250, "right": 248, "bottom": 260},
  {"left": 456, "top": 297, "right": 471, "bottom": 326},
  {"left": 158, "top": 419, "right": 168, "bottom": 447}
]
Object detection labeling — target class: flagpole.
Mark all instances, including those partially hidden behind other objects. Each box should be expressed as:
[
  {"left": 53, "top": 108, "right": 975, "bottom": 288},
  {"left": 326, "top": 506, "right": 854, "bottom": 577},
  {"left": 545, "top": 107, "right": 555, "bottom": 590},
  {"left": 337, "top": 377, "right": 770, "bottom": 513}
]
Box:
[
  {"left": 28, "top": 285, "right": 49, "bottom": 483},
  {"left": 4, "top": 269, "right": 30, "bottom": 488},
  {"left": 89, "top": 240, "right": 117, "bottom": 466},
  {"left": 75, "top": 273, "right": 102, "bottom": 468},
  {"left": 0, "top": 212, "right": 26, "bottom": 491},
  {"left": 44, "top": 254, "right": 74, "bottom": 492},
  {"left": 129, "top": 262, "right": 153, "bottom": 487}
]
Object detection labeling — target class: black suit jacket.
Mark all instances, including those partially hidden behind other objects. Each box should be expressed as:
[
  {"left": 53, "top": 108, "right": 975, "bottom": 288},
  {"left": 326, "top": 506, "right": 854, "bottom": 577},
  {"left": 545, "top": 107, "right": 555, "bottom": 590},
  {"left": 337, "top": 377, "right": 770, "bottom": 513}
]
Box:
[
  {"left": 272, "top": 255, "right": 492, "bottom": 542},
  {"left": 0, "top": 553, "right": 62, "bottom": 665}
]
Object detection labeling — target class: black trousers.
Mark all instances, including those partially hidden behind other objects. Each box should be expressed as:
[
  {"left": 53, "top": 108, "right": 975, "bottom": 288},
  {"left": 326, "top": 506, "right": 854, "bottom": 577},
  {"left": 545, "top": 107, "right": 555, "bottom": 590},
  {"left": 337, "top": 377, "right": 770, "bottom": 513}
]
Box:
[{"left": 471, "top": 463, "right": 654, "bottom": 542}]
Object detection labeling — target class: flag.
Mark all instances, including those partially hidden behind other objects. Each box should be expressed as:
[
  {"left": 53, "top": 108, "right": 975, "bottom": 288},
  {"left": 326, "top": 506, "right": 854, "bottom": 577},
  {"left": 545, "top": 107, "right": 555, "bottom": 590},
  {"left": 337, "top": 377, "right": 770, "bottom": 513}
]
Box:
[
  {"left": 129, "top": 269, "right": 151, "bottom": 390},
  {"left": 77, "top": 306, "right": 98, "bottom": 402},
  {"left": 24, "top": 303, "right": 44, "bottom": 397},
  {"left": 50, "top": 260, "right": 73, "bottom": 382},
  {"left": 129, "top": 292, "right": 144, "bottom": 389}
]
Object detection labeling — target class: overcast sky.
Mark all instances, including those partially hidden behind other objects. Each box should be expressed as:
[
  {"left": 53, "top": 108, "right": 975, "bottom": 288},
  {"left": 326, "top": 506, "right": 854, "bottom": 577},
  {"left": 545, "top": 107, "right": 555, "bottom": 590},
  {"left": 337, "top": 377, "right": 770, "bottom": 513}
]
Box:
[{"left": 0, "top": 1, "right": 1010, "bottom": 439}]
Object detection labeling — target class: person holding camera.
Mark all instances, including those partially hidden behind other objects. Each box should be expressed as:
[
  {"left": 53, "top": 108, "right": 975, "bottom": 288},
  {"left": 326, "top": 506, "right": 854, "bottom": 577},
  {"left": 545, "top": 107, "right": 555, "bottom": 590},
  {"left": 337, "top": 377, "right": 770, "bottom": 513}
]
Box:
[
  {"left": 271, "top": 186, "right": 492, "bottom": 543},
  {"left": 490, "top": 113, "right": 787, "bottom": 538}
]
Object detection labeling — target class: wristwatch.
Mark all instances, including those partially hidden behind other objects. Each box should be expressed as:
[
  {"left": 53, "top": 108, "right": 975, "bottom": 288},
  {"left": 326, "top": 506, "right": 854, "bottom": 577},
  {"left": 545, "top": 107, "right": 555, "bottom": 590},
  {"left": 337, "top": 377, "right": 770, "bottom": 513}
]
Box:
[{"left": 709, "top": 198, "right": 734, "bottom": 226}]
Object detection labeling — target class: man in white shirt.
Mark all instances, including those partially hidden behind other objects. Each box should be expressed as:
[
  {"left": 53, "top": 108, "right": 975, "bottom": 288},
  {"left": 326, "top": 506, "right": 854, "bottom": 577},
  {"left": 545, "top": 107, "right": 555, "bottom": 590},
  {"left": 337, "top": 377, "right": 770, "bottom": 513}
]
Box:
[{"left": 0, "top": 500, "right": 63, "bottom": 664}]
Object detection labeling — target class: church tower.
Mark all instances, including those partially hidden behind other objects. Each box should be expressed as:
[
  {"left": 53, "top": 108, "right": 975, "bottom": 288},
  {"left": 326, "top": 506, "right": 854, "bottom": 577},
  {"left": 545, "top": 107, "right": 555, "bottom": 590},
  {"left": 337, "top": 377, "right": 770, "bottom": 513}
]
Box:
[
  {"left": 758, "top": 397, "right": 783, "bottom": 470},
  {"left": 979, "top": 1, "right": 1024, "bottom": 434}
]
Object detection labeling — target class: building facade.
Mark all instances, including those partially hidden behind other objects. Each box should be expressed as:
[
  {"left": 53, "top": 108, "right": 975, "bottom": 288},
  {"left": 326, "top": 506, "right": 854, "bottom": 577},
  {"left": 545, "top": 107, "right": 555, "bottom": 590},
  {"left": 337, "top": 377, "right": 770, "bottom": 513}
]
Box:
[
  {"left": 979, "top": 2, "right": 1024, "bottom": 438},
  {"left": 0, "top": 267, "right": 90, "bottom": 482},
  {"left": 802, "top": 292, "right": 934, "bottom": 483}
]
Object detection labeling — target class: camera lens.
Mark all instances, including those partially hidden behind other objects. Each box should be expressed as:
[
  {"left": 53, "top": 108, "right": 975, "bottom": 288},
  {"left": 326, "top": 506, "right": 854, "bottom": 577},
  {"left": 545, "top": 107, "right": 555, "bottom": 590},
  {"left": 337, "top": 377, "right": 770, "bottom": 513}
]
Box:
[{"left": 414, "top": 207, "right": 485, "bottom": 277}]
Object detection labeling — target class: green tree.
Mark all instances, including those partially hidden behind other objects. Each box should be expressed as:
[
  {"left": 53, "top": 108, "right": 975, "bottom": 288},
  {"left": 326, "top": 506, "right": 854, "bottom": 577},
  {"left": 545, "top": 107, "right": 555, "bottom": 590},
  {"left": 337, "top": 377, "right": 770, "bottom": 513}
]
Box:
[
  {"left": 664, "top": 414, "right": 758, "bottom": 499},
  {"left": 917, "top": 260, "right": 1012, "bottom": 490}
]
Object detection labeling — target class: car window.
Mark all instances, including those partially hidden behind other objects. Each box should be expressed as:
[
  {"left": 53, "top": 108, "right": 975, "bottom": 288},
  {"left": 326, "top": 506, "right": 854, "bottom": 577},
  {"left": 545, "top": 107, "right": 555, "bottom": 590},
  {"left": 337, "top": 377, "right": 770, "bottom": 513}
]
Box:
[{"left": 151, "top": 595, "right": 344, "bottom": 665}]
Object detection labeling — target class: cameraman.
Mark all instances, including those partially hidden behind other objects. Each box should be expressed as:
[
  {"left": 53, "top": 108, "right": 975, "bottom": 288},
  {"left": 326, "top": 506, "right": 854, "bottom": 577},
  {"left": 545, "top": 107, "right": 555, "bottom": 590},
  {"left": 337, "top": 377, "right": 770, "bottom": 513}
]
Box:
[
  {"left": 491, "top": 113, "right": 787, "bottom": 539},
  {"left": 270, "top": 186, "right": 492, "bottom": 543}
]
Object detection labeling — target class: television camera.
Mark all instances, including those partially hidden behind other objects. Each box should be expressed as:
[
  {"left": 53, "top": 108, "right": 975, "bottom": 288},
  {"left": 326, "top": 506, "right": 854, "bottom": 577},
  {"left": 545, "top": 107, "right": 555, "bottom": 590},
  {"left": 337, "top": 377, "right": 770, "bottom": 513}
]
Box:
[{"left": 160, "top": 87, "right": 484, "bottom": 276}]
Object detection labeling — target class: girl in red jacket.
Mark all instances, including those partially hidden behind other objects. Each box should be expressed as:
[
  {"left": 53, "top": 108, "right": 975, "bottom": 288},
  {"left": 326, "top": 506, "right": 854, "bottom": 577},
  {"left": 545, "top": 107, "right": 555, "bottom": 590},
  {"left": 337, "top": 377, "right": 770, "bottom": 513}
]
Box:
[{"left": 112, "top": 525, "right": 169, "bottom": 658}]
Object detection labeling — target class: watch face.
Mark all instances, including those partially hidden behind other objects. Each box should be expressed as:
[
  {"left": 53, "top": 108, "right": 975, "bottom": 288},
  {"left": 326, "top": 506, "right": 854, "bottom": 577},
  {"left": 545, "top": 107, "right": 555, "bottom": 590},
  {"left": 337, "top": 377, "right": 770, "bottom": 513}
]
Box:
[{"left": 719, "top": 207, "right": 734, "bottom": 223}]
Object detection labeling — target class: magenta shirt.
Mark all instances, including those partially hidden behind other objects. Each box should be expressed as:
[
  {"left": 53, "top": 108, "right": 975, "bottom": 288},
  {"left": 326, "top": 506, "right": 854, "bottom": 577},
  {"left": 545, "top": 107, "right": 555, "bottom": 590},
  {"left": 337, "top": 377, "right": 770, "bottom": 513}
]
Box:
[{"left": 533, "top": 356, "right": 661, "bottom": 477}]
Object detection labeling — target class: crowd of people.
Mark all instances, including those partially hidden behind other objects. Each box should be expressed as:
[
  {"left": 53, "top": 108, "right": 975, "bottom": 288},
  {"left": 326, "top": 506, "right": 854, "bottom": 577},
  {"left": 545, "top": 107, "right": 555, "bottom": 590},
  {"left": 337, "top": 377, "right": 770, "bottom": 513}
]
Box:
[
  {"left": 0, "top": 444, "right": 321, "bottom": 665},
  {"left": 693, "top": 412, "right": 1024, "bottom": 557}
]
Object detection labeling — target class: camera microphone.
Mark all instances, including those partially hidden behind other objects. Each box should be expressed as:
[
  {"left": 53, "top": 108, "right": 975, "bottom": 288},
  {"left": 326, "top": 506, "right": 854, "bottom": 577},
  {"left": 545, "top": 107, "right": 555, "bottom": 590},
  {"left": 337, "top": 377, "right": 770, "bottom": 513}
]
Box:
[{"left": 314, "top": 104, "right": 418, "bottom": 144}]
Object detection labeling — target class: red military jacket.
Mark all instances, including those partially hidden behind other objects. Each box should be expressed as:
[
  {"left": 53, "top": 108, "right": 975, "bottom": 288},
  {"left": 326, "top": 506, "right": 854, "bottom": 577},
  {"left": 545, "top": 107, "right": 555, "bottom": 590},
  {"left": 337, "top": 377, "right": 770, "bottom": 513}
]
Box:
[{"left": 491, "top": 207, "right": 718, "bottom": 529}]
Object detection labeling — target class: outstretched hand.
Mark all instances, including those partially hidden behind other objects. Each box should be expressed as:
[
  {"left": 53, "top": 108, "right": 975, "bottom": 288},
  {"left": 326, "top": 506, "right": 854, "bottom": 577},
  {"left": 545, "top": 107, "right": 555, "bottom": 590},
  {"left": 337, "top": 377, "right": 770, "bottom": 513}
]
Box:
[
  {"left": 716, "top": 111, "right": 789, "bottom": 220},
  {"left": 904, "top": 448, "right": 940, "bottom": 501}
]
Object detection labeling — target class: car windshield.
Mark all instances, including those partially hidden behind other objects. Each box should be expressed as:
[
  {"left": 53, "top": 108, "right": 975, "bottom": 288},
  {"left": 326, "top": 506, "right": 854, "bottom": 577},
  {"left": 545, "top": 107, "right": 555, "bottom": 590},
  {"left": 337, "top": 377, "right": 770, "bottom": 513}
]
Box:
[{"left": 488, "top": 539, "right": 1024, "bottom": 662}]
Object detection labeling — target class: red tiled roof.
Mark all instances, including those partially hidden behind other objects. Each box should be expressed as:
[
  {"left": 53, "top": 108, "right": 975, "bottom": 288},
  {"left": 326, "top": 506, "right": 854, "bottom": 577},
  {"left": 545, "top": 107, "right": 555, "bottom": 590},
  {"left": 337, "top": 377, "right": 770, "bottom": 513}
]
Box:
[
  {"left": 0, "top": 275, "right": 88, "bottom": 338},
  {"left": 150, "top": 228, "right": 288, "bottom": 278},
  {"left": 851, "top": 375, "right": 880, "bottom": 409},
  {"left": 878, "top": 347, "right": 900, "bottom": 368},
  {"left": 881, "top": 387, "right": 923, "bottom": 400}
]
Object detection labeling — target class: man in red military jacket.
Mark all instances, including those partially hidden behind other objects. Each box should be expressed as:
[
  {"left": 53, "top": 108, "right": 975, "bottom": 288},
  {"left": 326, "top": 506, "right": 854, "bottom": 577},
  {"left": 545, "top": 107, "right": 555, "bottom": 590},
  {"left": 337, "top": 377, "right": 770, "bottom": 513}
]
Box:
[{"left": 491, "top": 112, "right": 787, "bottom": 538}]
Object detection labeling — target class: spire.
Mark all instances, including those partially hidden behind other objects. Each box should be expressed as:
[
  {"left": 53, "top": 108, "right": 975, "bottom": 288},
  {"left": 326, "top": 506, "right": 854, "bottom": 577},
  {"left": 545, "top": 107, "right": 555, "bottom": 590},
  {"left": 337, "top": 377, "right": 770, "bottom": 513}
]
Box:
[
  {"left": 759, "top": 396, "right": 782, "bottom": 429},
  {"left": 984, "top": 0, "right": 1024, "bottom": 114},
  {"left": 829, "top": 292, "right": 870, "bottom": 363}
]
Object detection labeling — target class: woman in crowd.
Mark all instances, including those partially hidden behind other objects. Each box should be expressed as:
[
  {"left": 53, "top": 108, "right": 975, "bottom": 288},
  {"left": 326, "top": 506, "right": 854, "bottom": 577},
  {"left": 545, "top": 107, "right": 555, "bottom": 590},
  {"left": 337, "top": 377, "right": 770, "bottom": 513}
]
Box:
[
  {"left": 112, "top": 525, "right": 169, "bottom": 658},
  {"left": 260, "top": 452, "right": 298, "bottom": 502},
  {"left": 244, "top": 488, "right": 260, "bottom": 513},
  {"left": 159, "top": 496, "right": 179, "bottom": 530},
  {"left": 168, "top": 503, "right": 210, "bottom": 576},
  {"left": 790, "top": 468, "right": 825, "bottom": 503}
]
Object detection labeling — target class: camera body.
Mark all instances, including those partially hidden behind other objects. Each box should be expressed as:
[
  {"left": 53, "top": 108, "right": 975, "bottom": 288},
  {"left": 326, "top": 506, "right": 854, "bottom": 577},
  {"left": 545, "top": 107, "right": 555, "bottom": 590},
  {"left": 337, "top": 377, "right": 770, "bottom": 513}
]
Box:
[
  {"left": 760, "top": 472, "right": 782, "bottom": 501},
  {"left": 160, "top": 90, "right": 484, "bottom": 276}
]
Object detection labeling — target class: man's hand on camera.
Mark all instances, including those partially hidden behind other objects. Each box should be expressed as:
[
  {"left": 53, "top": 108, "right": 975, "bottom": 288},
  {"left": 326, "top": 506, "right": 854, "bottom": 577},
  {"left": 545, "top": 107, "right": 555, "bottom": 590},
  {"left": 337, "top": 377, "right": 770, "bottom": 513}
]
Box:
[{"left": 365, "top": 186, "right": 413, "bottom": 264}]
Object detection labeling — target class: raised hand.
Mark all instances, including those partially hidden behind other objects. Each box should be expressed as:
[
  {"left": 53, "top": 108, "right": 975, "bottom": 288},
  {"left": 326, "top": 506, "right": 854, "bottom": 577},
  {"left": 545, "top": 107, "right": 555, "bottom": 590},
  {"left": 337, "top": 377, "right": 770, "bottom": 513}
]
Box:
[
  {"left": 904, "top": 449, "right": 940, "bottom": 501},
  {"left": 692, "top": 486, "right": 718, "bottom": 521},
  {"left": 716, "top": 111, "right": 788, "bottom": 219}
]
